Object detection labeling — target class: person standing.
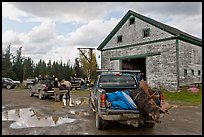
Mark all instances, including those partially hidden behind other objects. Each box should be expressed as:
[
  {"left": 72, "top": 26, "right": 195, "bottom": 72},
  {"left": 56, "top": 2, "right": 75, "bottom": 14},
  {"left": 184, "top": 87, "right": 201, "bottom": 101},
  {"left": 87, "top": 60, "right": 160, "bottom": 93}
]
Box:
[
  {"left": 53, "top": 77, "right": 60, "bottom": 102},
  {"left": 84, "top": 78, "right": 90, "bottom": 90},
  {"left": 80, "top": 78, "right": 85, "bottom": 91},
  {"left": 60, "top": 79, "right": 74, "bottom": 106}
]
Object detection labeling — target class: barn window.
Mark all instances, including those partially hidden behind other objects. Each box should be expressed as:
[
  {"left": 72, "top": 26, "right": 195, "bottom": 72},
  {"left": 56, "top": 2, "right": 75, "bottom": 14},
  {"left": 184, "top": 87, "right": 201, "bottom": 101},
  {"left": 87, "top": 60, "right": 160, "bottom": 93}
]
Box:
[
  {"left": 129, "top": 17, "right": 135, "bottom": 25},
  {"left": 117, "top": 35, "right": 123, "bottom": 43},
  {"left": 191, "top": 69, "right": 194, "bottom": 75},
  {"left": 198, "top": 70, "right": 201, "bottom": 75},
  {"left": 184, "top": 69, "right": 187, "bottom": 77},
  {"left": 143, "top": 28, "right": 150, "bottom": 37}
]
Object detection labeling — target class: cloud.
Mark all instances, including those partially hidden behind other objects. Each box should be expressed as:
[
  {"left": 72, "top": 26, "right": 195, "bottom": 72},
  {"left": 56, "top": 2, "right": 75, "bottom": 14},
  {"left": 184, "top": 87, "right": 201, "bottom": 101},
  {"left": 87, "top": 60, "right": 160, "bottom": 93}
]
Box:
[
  {"left": 2, "top": 2, "right": 27, "bottom": 22},
  {"left": 130, "top": 2, "right": 201, "bottom": 16},
  {"left": 28, "top": 20, "right": 56, "bottom": 43},
  {"left": 2, "top": 2, "right": 202, "bottom": 66},
  {"left": 66, "top": 18, "right": 120, "bottom": 47},
  {"left": 2, "top": 30, "right": 22, "bottom": 46},
  {"left": 6, "top": 2, "right": 115, "bottom": 23}
]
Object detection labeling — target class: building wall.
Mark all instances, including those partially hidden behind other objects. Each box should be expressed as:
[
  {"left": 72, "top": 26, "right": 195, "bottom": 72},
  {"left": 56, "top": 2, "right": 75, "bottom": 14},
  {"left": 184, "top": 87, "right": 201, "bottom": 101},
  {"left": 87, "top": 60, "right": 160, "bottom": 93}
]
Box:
[
  {"left": 102, "top": 15, "right": 174, "bottom": 50},
  {"left": 146, "top": 40, "right": 177, "bottom": 90},
  {"left": 101, "top": 39, "right": 178, "bottom": 90},
  {"left": 179, "top": 40, "right": 202, "bottom": 86}
]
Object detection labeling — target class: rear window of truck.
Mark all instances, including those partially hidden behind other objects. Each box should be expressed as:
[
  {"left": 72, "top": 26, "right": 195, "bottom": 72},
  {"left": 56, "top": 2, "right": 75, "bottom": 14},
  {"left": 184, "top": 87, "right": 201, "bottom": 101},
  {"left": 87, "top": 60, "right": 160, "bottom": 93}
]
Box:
[{"left": 99, "top": 75, "right": 137, "bottom": 88}]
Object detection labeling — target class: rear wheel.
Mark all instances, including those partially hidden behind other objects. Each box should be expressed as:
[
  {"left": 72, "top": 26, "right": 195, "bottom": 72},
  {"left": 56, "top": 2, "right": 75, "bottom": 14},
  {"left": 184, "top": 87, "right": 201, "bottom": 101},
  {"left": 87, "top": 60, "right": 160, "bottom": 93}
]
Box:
[
  {"left": 138, "top": 114, "right": 155, "bottom": 128},
  {"left": 60, "top": 94, "right": 64, "bottom": 99},
  {"left": 27, "top": 84, "right": 32, "bottom": 89},
  {"left": 6, "top": 84, "right": 11, "bottom": 89},
  {"left": 39, "top": 90, "right": 43, "bottom": 100},
  {"left": 143, "top": 121, "right": 155, "bottom": 128},
  {"left": 29, "top": 88, "right": 34, "bottom": 97},
  {"left": 96, "top": 113, "right": 105, "bottom": 130}
]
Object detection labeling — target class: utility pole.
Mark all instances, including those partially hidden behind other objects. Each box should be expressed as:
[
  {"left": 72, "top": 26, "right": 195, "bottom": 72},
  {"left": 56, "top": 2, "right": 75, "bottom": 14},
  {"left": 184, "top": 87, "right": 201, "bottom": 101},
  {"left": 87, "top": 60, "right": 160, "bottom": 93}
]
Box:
[{"left": 77, "top": 48, "right": 94, "bottom": 81}]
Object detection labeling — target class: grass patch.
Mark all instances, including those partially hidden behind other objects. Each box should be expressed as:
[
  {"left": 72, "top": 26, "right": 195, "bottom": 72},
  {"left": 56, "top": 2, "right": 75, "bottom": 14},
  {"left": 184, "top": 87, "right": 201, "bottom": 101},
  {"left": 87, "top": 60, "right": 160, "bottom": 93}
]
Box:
[{"left": 162, "top": 87, "right": 202, "bottom": 106}]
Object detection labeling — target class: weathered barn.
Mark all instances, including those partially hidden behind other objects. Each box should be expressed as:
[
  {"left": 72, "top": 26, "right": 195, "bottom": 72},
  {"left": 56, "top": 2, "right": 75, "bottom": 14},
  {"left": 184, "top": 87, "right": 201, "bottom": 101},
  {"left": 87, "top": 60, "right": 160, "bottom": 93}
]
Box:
[{"left": 97, "top": 10, "right": 202, "bottom": 91}]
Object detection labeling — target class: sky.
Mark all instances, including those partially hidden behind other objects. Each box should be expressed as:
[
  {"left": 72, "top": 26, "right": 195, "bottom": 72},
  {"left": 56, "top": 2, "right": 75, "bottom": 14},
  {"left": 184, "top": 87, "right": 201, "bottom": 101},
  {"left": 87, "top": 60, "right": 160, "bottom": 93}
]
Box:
[{"left": 2, "top": 2, "right": 202, "bottom": 67}]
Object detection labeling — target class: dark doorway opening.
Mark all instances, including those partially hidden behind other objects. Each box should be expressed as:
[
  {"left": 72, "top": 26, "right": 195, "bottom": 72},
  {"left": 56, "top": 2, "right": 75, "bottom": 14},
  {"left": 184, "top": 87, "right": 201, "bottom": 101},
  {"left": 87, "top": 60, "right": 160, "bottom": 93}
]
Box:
[{"left": 122, "top": 58, "right": 146, "bottom": 78}]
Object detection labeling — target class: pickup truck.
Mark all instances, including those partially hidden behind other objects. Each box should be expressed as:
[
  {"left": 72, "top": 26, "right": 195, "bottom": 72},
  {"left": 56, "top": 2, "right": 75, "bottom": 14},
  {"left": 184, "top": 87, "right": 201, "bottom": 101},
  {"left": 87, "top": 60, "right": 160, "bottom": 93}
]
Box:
[
  {"left": 89, "top": 70, "right": 167, "bottom": 130},
  {"left": 24, "top": 78, "right": 35, "bottom": 89},
  {"left": 70, "top": 78, "right": 82, "bottom": 90},
  {"left": 29, "top": 79, "right": 69, "bottom": 102}
]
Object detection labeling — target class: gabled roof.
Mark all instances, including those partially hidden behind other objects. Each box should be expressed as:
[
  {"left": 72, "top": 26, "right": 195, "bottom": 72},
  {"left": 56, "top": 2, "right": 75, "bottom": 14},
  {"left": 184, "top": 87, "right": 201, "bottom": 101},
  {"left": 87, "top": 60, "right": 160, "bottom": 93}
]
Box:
[{"left": 97, "top": 10, "right": 202, "bottom": 50}]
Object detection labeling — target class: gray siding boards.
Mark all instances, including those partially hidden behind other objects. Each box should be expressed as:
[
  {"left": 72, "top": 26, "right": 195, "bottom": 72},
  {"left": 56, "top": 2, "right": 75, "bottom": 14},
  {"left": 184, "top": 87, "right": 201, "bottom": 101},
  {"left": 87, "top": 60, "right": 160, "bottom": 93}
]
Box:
[
  {"left": 179, "top": 40, "right": 202, "bottom": 86},
  {"left": 98, "top": 10, "right": 202, "bottom": 91}
]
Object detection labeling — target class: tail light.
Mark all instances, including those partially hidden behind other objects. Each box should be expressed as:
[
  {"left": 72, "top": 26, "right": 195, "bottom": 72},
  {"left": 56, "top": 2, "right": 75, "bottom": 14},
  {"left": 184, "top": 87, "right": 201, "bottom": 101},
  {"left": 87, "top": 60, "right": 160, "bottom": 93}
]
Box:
[
  {"left": 100, "top": 94, "right": 106, "bottom": 111},
  {"left": 43, "top": 84, "right": 47, "bottom": 90},
  {"left": 115, "top": 73, "right": 121, "bottom": 76},
  {"left": 160, "top": 93, "right": 164, "bottom": 101}
]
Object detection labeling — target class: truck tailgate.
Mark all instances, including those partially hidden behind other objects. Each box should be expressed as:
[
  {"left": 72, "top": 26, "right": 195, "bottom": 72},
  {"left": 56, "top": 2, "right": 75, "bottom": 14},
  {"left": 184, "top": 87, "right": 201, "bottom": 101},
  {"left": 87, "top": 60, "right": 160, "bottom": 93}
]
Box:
[{"left": 105, "top": 108, "right": 139, "bottom": 114}]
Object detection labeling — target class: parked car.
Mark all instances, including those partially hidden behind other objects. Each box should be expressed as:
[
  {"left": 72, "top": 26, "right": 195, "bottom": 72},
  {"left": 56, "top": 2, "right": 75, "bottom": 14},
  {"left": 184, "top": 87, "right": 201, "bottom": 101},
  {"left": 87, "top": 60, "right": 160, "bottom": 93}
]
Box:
[
  {"left": 70, "top": 78, "right": 82, "bottom": 90},
  {"left": 89, "top": 70, "right": 167, "bottom": 130},
  {"left": 2, "top": 77, "right": 16, "bottom": 89},
  {"left": 24, "top": 78, "right": 35, "bottom": 89},
  {"left": 4, "top": 77, "right": 20, "bottom": 87}
]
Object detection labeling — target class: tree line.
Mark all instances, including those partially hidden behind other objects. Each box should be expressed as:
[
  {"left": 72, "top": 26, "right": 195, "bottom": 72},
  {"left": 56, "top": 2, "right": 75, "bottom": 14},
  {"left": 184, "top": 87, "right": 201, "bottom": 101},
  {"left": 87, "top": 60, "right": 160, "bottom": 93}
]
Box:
[{"left": 2, "top": 44, "right": 98, "bottom": 83}]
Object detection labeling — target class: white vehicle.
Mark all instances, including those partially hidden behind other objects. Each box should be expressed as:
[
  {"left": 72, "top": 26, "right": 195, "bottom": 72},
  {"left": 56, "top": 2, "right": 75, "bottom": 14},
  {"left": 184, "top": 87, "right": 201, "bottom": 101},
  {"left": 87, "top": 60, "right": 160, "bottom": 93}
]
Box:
[
  {"left": 4, "top": 78, "right": 20, "bottom": 87},
  {"left": 24, "top": 78, "right": 35, "bottom": 89}
]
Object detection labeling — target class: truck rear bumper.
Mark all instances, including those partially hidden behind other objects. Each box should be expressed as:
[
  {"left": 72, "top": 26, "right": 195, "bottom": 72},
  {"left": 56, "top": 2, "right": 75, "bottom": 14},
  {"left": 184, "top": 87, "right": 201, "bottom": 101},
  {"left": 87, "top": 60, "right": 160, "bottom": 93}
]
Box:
[
  {"left": 100, "top": 113, "right": 140, "bottom": 121},
  {"left": 43, "top": 90, "right": 68, "bottom": 96},
  {"left": 100, "top": 109, "right": 140, "bottom": 121}
]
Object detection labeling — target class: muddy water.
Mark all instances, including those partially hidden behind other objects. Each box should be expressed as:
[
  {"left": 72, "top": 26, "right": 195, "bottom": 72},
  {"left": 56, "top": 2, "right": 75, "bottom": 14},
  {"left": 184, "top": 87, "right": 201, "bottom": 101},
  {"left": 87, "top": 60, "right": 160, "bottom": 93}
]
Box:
[
  {"left": 62, "top": 97, "right": 89, "bottom": 106},
  {"left": 2, "top": 108, "right": 76, "bottom": 129},
  {"left": 2, "top": 97, "right": 90, "bottom": 129}
]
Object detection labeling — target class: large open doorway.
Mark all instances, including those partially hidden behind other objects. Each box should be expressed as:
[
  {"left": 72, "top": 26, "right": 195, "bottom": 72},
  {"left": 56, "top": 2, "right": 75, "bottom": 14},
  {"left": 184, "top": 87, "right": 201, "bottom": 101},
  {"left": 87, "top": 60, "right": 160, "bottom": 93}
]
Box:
[{"left": 122, "top": 58, "right": 146, "bottom": 79}]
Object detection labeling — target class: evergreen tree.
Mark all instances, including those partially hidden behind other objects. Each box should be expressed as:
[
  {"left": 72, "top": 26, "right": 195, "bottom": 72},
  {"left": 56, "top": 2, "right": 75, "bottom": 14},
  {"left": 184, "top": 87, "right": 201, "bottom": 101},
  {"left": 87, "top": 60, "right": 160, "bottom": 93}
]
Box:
[
  {"left": 2, "top": 44, "right": 17, "bottom": 79},
  {"left": 47, "top": 59, "right": 52, "bottom": 76},
  {"left": 23, "top": 57, "right": 34, "bottom": 79},
  {"left": 12, "top": 47, "right": 24, "bottom": 82}
]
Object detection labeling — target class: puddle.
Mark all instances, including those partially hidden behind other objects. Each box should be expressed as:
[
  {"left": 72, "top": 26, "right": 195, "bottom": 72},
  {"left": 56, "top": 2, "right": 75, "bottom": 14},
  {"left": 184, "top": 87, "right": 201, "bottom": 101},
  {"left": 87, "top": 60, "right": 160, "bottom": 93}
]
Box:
[
  {"left": 69, "top": 110, "right": 90, "bottom": 116},
  {"left": 74, "top": 97, "right": 89, "bottom": 105},
  {"left": 2, "top": 108, "right": 76, "bottom": 129},
  {"left": 62, "top": 97, "right": 89, "bottom": 106}
]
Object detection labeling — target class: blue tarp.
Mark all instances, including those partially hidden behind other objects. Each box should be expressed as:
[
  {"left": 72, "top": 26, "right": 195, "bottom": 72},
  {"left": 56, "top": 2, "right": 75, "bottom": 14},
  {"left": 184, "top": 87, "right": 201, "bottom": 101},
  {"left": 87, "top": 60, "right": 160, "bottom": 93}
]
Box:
[{"left": 106, "top": 91, "right": 137, "bottom": 110}]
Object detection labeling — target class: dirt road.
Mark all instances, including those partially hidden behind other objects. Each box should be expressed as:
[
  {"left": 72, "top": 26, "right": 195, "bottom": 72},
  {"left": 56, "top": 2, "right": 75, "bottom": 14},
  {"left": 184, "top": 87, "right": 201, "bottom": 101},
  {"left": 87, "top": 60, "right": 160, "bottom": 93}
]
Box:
[{"left": 2, "top": 88, "right": 202, "bottom": 135}]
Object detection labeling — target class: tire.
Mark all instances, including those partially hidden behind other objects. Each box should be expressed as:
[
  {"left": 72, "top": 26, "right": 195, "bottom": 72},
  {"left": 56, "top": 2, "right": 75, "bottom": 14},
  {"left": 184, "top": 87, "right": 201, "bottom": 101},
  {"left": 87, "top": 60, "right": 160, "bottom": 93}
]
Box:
[
  {"left": 96, "top": 114, "right": 105, "bottom": 130},
  {"left": 143, "top": 121, "right": 155, "bottom": 128},
  {"left": 39, "top": 90, "right": 43, "bottom": 100},
  {"left": 27, "top": 84, "right": 32, "bottom": 89},
  {"left": 29, "top": 89, "right": 34, "bottom": 97},
  {"left": 138, "top": 115, "right": 155, "bottom": 128},
  {"left": 60, "top": 94, "right": 64, "bottom": 100},
  {"left": 6, "top": 84, "right": 11, "bottom": 89},
  {"left": 138, "top": 121, "right": 155, "bottom": 128}
]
